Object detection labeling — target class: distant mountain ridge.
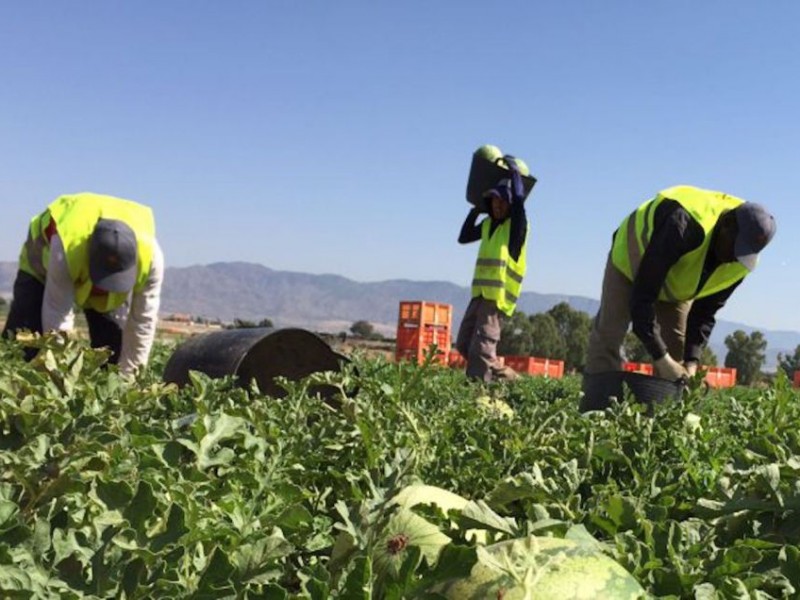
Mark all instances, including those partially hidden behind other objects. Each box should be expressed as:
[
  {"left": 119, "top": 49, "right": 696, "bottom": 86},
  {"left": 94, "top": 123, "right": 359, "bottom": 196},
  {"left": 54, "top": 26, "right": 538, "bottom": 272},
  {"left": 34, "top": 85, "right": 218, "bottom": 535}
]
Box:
[{"left": 1, "top": 260, "right": 796, "bottom": 367}]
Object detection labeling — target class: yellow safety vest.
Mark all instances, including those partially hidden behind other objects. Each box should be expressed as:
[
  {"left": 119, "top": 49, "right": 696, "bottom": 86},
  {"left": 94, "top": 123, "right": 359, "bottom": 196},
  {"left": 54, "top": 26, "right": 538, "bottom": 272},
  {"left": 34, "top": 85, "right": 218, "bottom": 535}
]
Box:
[
  {"left": 611, "top": 185, "right": 749, "bottom": 302},
  {"left": 471, "top": 218, "right": 528, "bottom": 316},
  {"left": 19, "top": 193, "right": 156, "bottom": 312}
]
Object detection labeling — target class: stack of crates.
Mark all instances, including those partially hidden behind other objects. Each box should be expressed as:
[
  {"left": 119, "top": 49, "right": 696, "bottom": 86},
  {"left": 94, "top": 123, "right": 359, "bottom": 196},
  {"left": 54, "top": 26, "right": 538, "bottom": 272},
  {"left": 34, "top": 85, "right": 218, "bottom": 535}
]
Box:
[{"left": 395, "top": 301, "right": 452, "bottom": 364}]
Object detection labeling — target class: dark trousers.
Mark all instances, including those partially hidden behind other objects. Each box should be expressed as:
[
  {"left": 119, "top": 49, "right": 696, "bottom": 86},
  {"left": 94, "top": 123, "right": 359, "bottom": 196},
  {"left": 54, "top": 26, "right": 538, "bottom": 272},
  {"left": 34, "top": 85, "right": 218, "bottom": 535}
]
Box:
[
  {"left": 2, "top": 270, "right": 123, "bottom": 363},
  {"left": 455, "top": 296, "right": 504, "bottom": 382}
]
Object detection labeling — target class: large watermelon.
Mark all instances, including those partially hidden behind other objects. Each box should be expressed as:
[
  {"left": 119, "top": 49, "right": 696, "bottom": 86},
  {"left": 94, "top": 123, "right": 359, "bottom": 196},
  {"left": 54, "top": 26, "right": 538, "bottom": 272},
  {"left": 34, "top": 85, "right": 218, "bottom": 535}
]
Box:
[{"left": 436, "top": 535, "right": 646, "bottom": 599}]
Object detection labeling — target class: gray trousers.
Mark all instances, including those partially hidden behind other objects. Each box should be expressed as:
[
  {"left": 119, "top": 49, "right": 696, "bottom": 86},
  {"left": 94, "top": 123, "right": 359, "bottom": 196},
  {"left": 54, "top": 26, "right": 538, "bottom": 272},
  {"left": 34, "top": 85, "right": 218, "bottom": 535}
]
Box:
[
  {"left": 455, "top": 296, "right": 504, "bottom": 382},
  {"left": 585, "top": 254, "right": 691, "bottom": 374}
]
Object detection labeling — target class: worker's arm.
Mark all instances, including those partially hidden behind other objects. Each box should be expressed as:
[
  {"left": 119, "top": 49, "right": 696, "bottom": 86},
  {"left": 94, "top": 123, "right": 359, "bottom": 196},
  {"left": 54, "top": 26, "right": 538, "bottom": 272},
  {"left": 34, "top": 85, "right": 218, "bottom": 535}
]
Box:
[
  {"left": 508, "top": 199, "right": 527, "bottom": 262},
  {"left": 458, "top": 206, "right": 484, "bottom": 244},
  {"left": 41, "top": 234, "right": 76, "bottom": 332},
  {"left": 683, "top": 280, "right": 741, "bottom": 363},
  {"left": 118, "top": 240, "right": 164, "bottom": 376},
  {"left": 630, "top": 202, "right": 704, "bottom": 360}
]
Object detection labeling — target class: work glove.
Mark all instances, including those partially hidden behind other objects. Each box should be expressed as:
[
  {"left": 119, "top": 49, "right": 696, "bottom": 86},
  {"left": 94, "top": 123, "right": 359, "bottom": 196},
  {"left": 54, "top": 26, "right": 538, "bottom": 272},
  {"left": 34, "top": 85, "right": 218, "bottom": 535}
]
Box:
[
  {"left": 654, "top": 354, "right": 688, "bottom": 381},
  {"left": 503, "top": 155, "right": 526, "bottom": 204},
  {"left": 683, "top": 361, "right": 699, "bottom": 377}
]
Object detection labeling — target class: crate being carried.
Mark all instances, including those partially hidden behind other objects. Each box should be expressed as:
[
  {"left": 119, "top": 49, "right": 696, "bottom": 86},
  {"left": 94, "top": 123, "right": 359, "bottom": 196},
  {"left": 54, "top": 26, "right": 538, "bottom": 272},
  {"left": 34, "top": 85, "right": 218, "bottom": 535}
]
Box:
[
  {"left": 466, "top": 144, "right": 537, "bottom": 206},
  {"left": 395, "top": 301, "right": 452, "bottom": 364}
]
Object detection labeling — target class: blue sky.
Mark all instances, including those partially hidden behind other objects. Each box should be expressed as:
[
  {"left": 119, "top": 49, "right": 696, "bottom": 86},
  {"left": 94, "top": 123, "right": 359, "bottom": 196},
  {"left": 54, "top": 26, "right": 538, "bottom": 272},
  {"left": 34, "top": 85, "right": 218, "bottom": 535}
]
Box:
[{"left": 2, "top": 2, "right": 798, "bottom": 331}]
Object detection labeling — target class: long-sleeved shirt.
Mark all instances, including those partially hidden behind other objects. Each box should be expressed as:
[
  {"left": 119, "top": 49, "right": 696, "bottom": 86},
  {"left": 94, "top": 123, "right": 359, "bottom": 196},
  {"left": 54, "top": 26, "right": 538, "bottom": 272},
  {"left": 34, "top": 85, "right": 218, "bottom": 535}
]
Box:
[
  {"left": 42, "top": 234, "right": 164, "bottom": 374},
  {"left": 458, "top": 199, "right": 528, "bottom": 261},
  {"left": 626, "top": 199, "right": 741, "bottom": 363}
]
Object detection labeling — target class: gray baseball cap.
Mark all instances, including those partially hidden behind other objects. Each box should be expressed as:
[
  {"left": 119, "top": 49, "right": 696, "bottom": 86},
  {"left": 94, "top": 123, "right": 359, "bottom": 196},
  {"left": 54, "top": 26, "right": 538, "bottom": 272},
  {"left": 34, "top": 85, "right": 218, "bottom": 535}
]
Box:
[
  {"left": 89, "top": 219, "right": 138, "bottom": 292},
  {"left": 734, "top": 202, "right": 776, "bottom": 271}
]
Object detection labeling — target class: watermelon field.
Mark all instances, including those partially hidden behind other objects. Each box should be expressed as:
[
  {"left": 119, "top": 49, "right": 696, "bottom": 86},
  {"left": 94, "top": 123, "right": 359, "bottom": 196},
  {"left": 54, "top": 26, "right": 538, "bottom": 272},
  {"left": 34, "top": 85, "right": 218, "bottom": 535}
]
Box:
[{"left": 2, "top": 335, "right": 800, "bottom": 599}]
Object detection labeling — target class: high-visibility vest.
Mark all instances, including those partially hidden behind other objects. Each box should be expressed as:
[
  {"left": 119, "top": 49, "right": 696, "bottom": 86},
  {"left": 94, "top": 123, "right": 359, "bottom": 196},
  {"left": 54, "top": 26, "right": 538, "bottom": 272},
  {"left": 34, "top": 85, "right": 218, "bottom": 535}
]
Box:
[
  {"left": 19, "top": 193, "right": 156, "bottom": 312},
  {"left": 471, "top": 218, "right": 528, "bottom": 316},
  {"left": 611, "top": 185, "right": 749, "bottom": 302}
]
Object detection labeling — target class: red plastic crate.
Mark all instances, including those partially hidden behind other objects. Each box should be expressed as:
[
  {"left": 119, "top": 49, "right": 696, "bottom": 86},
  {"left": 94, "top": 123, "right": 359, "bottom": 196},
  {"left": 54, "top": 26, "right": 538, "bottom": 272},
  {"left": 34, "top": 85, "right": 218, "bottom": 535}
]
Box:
[
  {"left": 794, "top": 370, "right": 800, "bottom": 388},
  {"left": 704, "top": 366, "right": 736, "bottom": 388},
  {"left": 500, "top": 355, "right": 564, "bottom": 378},
  {"left": 622, "top": 362, "right": 654, "bottom": 375}
]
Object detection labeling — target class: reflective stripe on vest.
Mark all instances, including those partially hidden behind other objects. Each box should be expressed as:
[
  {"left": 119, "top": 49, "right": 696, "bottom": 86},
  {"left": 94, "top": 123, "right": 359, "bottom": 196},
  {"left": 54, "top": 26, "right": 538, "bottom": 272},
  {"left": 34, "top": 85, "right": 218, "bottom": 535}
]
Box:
[
  {"left": 471, "top": 219, "right": 528, "bottom": 316},
  {"left": 20, "top": 193, "right": 156, "bottom": 312},
  {"left": 610, "top": 185, "right": 749, "bottom": 301}
]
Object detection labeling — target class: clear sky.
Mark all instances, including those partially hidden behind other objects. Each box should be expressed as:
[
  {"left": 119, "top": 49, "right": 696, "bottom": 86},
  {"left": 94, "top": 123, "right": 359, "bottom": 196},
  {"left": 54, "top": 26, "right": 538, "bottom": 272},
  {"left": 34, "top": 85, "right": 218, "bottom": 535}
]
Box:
[{"left": 2, "top": 2, "right": 798, "bottom": 331}]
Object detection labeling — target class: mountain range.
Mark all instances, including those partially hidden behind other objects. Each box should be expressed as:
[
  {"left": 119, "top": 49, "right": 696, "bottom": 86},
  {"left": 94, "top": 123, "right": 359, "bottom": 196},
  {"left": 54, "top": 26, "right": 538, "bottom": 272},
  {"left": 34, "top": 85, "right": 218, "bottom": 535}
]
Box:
[{"left": 1, "top": 260, "right": 797, "bottom": 368}]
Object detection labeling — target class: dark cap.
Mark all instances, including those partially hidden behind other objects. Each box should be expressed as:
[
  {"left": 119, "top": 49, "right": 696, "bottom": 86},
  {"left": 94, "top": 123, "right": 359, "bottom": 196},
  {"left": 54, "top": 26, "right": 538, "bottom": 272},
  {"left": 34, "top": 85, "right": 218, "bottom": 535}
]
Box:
[
  {"left": 89, "top": 219, "right": 138, "bottom": 292},
  {"left": 734, "top": 202, "right": 776, "bottom": 271},
  {"left": 482, "top": 178, "right": 513, "bottom": 203}
]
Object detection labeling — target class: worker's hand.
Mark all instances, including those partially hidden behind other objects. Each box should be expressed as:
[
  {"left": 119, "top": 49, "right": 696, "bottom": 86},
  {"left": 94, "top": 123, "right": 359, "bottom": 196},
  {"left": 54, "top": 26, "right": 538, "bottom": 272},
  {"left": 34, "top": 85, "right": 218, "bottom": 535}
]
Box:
[
  {"left": 683, "top": 361, "right": 699, "bottom": 377},
  {"left": 654, "top": 354, "right": 688, "bottom": 381}
]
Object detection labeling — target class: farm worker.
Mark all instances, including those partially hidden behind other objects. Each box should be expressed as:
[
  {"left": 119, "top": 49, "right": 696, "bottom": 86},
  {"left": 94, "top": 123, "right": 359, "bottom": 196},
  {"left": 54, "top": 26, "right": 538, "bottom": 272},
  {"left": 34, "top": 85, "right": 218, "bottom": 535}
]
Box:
[
  {"left": 455, "top": 157, "right": 530, "bottom": 382},
  {"left": 2, "top": 193, "right": 164, "bottom": 376},
  {"left": 583, "top": 184, "right": 776, "bottom": 390}
]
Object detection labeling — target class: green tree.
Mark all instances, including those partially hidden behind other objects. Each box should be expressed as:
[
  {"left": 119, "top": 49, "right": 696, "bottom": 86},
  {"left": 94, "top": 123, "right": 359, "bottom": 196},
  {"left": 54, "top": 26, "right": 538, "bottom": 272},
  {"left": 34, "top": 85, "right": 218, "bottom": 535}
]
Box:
[
  {"left": 227, "top": 317, "right": 273, "bottom": 329},
  {"left": 700, "top": 345, "right": 718, "bottom": 367},
  {"left": 350, "top": 320, "right": 375, "bottom": 338},
  {"left": 724, "top": 330, "right": 767, "bottom": 385},
  {"left": 776, "top": 345, "right": 800, "bottom": 380},
  {"left": 528, "top": 312, "right": 566, "bottom": 359},
  {"left": 546, "top": 302, "right": 591, "bottom": 372},
  {"left": 622, "top": 332, "right": 650, "bottom": 363},
  {"left": 498, "top": 311, "right": 534, "bottom": 356}
]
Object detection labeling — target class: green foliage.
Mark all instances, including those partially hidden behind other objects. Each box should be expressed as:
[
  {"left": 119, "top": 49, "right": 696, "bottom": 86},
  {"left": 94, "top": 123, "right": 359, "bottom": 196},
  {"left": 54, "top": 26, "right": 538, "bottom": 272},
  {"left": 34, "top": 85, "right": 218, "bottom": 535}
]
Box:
[
  {"left": 547, "top": 302, "right": 591, "bottom": 372},
  {"left": 228, "top": 317, "right": 273, "bottom": 329},
  {"left": 724, "top": 330, "right": 767, "bottom": 385},
  {"left": 350, "top": 320, "right": 375, "bottom": 339},
  {"left": 776, "top": 345, "right": 800, "bottom": 380},
  {"left": 622, "top": 332, "right": 649, "bottom": 363},
  {"left": 499, "top": 303, "right": 591, "bottom": 370},
  {"left": 700, "top": 344, "right": 718, "bottom": 366},
  {"left": 498, "top": 312, "right": 533, "bottom": 356},
  {"left": 1, "top": 336, "right": 800, "bottom": 597}
]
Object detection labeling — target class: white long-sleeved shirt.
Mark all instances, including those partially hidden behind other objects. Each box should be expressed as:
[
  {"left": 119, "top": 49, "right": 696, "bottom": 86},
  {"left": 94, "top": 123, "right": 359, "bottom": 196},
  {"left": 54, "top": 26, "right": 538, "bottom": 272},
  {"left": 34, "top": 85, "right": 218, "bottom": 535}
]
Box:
[{"left": 42, "top": 234, "right": 164, "bottom": 374}]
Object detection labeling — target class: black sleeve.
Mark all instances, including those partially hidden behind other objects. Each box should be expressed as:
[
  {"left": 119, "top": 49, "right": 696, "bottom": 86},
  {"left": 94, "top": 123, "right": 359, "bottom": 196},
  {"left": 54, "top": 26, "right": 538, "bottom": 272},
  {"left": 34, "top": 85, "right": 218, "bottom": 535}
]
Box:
[
  {"left": 683, "top": 279, "right": 742, "bottom": 362},
  {"left": 458, "top": 208, "right": 483, "bottom": 244},
  {"left": 508, "top": 201, "right": 527, "bottom": 262},
  {"left": 630, "top": 203, "right": 704, "bottom": 360}
]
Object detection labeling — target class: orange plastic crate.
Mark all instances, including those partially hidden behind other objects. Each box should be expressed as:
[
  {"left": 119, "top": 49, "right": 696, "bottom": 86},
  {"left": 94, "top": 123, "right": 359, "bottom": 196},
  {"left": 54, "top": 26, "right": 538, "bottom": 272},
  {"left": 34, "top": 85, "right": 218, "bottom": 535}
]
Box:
[
  {"left": 398, "top": 301, "right": 452, "bottom": 328},
  {"left": 500, "top": 355, "right": 564, "bottom": 378},
  {"left": 622, "top": 362, "right": 654, "bottom": 375},
  {"left": 395, "top": 323, "right": 451, "bottom": 364},
  {"left": 704, "top": 366, "right": 736, "bottom": 388}
]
